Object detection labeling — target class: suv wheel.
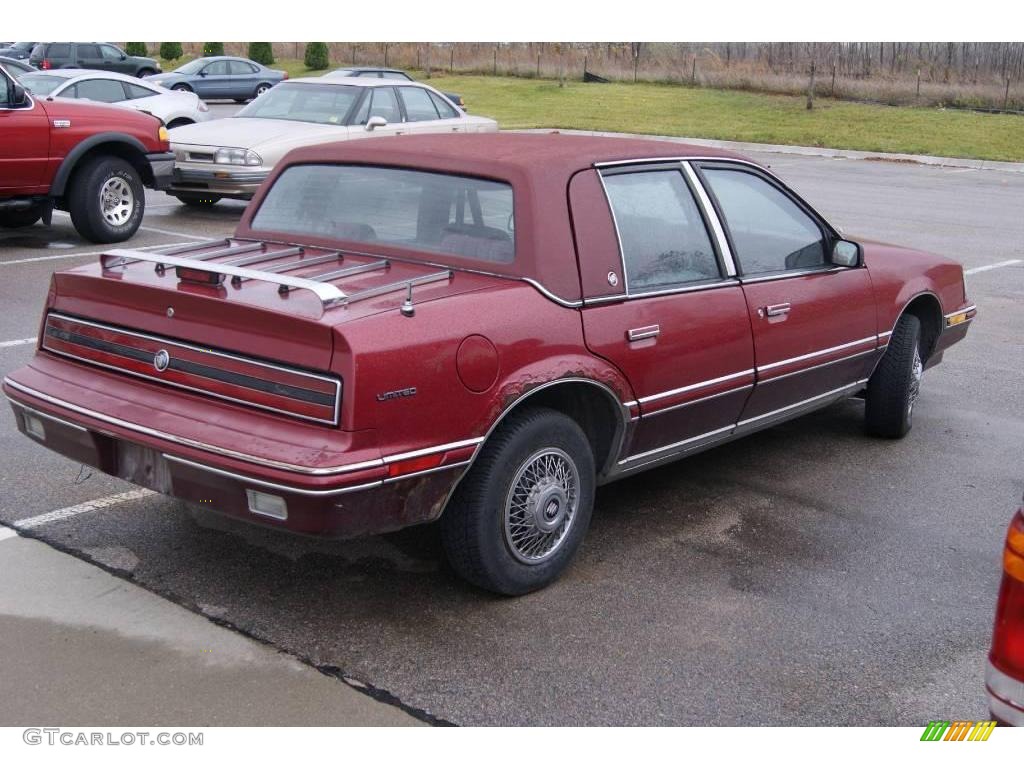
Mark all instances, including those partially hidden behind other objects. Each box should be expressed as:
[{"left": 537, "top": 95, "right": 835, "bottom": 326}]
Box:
[
  {"left": 441, "top": 407, "right": 596, "bottom": 595},
  {"left": 865, "top": 313, "right": 923, "bottom": 438},
  {"left": 0, "top": 206, "right": 42, "bottom": 229},
  {"left": 136, "top": 68, "right": 156, "bottom": 78},
  {"left": 67, "top": 156, "right": 145, "bottom": 243}
]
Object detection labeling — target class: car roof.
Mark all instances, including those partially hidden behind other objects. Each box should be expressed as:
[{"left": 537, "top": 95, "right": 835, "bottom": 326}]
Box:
[
  {"left": 23, "top": 68, "right": 150, "bottom": 84},
  {"left": 281, "top": 132, "right": 754, "bottom": 178},
  {"left": 290, "top": 75, "right": 421, "bottom": 87}
]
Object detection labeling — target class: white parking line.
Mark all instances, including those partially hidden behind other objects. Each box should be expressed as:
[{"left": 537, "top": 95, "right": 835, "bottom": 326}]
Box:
[
  {"left": 51, "top": 210, "right": 212, "bottom": 241},
  {"left": 0, "top": 337, "right": 36, "bottom": 349},
  {"left": 0, "top": 239, "right": 209, "bottom": 267},
  {"left": 15, "top": 489, "right": 157, "bottom": 530},
  {"left": 0, "top": 526, "right": 19, "bottom": 542},
  {"left": 965, "top": 259, "right": 1022, "bottom": 275}
]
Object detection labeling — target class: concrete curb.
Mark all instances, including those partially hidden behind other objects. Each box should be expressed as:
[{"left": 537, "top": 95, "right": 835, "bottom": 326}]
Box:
[{"left": 515, "top": 128, "right": 1024, "bottom": 174}]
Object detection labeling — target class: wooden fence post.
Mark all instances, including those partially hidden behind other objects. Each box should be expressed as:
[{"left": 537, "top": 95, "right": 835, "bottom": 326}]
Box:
[
  {"left": 1005, "top": 78, "right": 1011, "bottom": 110},
  {"left": 916, "top": 68, "right": 921, "bottom": 98},
  {"left": 536, "top": 53, "right": 540, "bottom": 78},
  {"left": 384, "top": 44, "right": 389, "bottom": 68},
  {"left": 493, "top": 47, "right": 497, "bottom": 76},
  {"left": 583, "top": 55, "right": 587, "bottom": 80},
  {"left": 831, "top": 61, "right": 837, "bottom": 96},
  {"left": 691, "top": 56, "right": 696, "bottom": 84},
  {"left": 450, "top": 46, "right": 454, "bottom": 73}
]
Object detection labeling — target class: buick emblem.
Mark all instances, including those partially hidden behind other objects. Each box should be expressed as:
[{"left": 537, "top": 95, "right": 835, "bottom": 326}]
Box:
[{"left": 153, "top": 349, "right": 170, "bottom": 372}]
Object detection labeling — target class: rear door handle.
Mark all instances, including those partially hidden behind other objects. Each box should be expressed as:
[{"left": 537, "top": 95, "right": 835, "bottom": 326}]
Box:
[
  {"left": 627, "top": 325, "right": 660, "bottom": 342},
  {"left": 764, "top": 303, "right": 791, "bottom": 317}
]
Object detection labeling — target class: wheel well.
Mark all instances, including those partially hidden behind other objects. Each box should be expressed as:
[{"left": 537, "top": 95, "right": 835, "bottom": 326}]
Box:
[
  {"left": 498, "top": 382, "right": 624, "bottom": 477},
  {"left": 900, "top": 294, "right": 943, "bottom": 361},
  {"left": 166, "top": 118, "right": 193, "bottom": 129},
  {"left": 61, "top": 142, "right": 153, "bottom": 197}
]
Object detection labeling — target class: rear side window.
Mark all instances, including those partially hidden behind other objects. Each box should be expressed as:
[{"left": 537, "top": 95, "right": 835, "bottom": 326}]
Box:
[
  {"left": 366, "top": 87, "right": 401, "bottom": 122},
  {"left": 398, "top": 87, "right": 439, "bottom": 122},
  {"left": 124, "top": 82, "right": 157, "bottom": 99},
  {"left": 47, "top": 44, "right": 71, "bottom": 58},
  {"left": 252, "top": 165, "right": 516, "bottom": 264},
  {"left": 702, "top": 168, "right": 826, "bottom": 275},
  {"left": 72, "top": 79, "right": 127, "bottom": 103},
  {"left": 429, "top": 91, "right": 459, "bottom": 118},
  {"left": 76, "top": 44, "right": 101, "bottom": 59},
  {"left": 603, "top": 170, "right": 721, "bottom": 291},
  {"left": 229, "top": 60, "right": 257, "bottom": 75}
]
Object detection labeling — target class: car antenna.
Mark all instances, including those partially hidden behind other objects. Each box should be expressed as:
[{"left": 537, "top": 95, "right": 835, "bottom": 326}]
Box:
[{"left": 400, "top": 283, "right": 415, "bottom": 317}]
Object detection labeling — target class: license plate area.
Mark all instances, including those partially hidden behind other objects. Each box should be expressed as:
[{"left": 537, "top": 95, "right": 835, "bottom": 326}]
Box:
[{"left": 116, "top": 443, "right": 173, "bottom": 494}]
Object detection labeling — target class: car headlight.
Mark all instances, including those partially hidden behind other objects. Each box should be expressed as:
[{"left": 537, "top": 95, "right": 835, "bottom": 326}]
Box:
[{"left": 214, "top": 148, "right": 262, "bottom": 166}]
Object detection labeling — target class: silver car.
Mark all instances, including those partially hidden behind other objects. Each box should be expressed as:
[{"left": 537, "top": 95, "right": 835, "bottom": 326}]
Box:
[{"left": 167, "top": 77, "right": 498, "bottom": 206}]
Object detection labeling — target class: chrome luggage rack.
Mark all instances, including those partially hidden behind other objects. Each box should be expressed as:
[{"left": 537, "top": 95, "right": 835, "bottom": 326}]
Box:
[{"left": 100, "top": 240, "right": 452, "bottom": 319}]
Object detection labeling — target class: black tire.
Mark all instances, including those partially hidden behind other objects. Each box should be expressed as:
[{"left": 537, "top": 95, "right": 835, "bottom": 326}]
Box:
[
  {"left": 441, "top": 407, "right": 596, "bottom": 595},
  {"left": 234, "top": 98, "right": 247, "bottom": 104},
  {"left": 66, "top": 156, "right": 145, "bottom": 244},
  {"left": 166, "top": 118, "right": 193, "bottom": 129},
  {"left": 173, "top": 193, "right": 222, "bottom": 207},
  {"left": 136, "top": 68, "right": 156, "bottom": 78},
  {"left": 254, "top": 83, "right": 272, "bottom": 98},
  {"left": 0, "top": 206, "right": 42, "bottom": 229},
  {"left": 865, "top": 314, "right": 923, "bottom": 438},
  {"left": 171, "top": 83, "right": 192, "bottom": 93}
]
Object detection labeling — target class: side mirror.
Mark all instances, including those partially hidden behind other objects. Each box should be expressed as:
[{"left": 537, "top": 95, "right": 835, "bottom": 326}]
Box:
[
  {"left": 120, "top": 53, "right": 127, "bottom": 60},
  {"left": 831, "top": 239, "right": 861, "bottom": 268},
  {"left": 10, "top": 83, "right": 27, "bottom": 106},
  {"left": 198, "top": 70, "right": 208, "bottom": 77},
  {"left": 365, "top": 115, "right": 387, "bottom": 132}
]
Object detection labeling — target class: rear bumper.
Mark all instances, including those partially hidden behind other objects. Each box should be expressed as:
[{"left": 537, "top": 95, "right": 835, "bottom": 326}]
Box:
[
  {"left": 169, "top": 165, "right": 269, "bottom": 199},
  {"left": 987, "top": 661, "right": 1024, "bottom": 726},
  {"left": 3, "top": 362, "right": 476, "bottom": 538},
  {"left": 145, "top": 152, "right": 176, "bottom": 191}
]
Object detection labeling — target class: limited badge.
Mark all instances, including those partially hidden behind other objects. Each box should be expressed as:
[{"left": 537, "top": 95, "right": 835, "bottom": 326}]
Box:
[{"left": 153, "top": 349, "right": 170, "bottom": 372}]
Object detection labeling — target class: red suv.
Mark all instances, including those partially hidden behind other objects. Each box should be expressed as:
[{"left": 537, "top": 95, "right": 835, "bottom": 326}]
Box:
[{"left": 0, "top": 64, "right": 173, "bottom": 242}]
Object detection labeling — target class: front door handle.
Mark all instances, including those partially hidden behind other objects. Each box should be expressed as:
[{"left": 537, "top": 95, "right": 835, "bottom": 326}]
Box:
[
  {"left": 764, "top": 303, "right": 791, "bottom": 317},
  {"left": 627, "top": 325, "right": 660, "bottom": 342}
]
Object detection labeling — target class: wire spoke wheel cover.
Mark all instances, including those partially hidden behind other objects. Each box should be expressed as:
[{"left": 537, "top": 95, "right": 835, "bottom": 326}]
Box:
[
  {"left": 503, "top": 447, "right": 580, "bottom": 564},
  {"left": 907, "top": 344, "right": 923, "bottom": 419},
  {"left": 99, "top": 177, "right": 135, "bottom": 227}
]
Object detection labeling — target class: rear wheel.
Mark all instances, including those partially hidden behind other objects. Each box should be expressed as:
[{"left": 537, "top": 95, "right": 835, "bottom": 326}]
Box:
[
  {"left": 441, "top": 407, "right": 595, "bottom": 595},
  {"left": 136, "top": 68, "right": 156, "bottom": 78},
  {"left": 173, "top": 193, "right": 222, "bottom": 207},
  {"left": 254, "top": 82, "right": 272, "bottom": 98},
  {"left": 0, "top": 206, "right": 42, "bottom": 229},
  {"left": 67, "top": 156, "right": 144, "bottom": 243},
  {"left": 865, "top": 313, "right": 923, "bottom": 438}
]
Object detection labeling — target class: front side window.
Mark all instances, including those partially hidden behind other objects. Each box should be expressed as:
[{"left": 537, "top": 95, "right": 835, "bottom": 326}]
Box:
[
  {"left": 100, "top": 44, "right": 123, "bottom": 60},
  {"left": 398, "top": 87, "right": 440, "bottom": 122},
  {"left": 203, "top": 60, "right": 230, "bottom": 76},
  {"left": 72, "top": 79, "right": 127, "bottom": 103},
  {"left": 702, "top": 168, "right": 826, "bottom": 275},
  {"left": 76, "top": 44, "right": 101, "bottom": 59},
  {"left": 603, "top": 170, "right": 720, "bottom": 291},
  {"left": 366, "top": 87, "right": 401, "bottom": 123},
  {"left": 252, "top": 165, "right": 515, "bottom": 264}
]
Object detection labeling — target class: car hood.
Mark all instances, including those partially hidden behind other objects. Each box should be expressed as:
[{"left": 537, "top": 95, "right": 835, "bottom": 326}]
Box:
[
  {"left": 169, "top": 117, "right": 348, "bottom": 150},
  {"left": 38, "top": 96, "right": 162, "bottom": 128}
]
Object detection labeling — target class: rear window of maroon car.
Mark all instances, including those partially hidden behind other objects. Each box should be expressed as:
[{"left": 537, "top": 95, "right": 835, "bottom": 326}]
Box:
[{"left": 251, "top": 164, "right": 516, "bottom": 263}]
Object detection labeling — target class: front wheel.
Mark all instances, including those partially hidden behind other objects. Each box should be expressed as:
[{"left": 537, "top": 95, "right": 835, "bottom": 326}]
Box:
[
  {"left": 66, "top": 156, "right": 145, "bottom": 243},
  {"left": 172, "top": 83, "right": 192, "bottom": 93},
  {"left": 136, "top": 68, "right": 156, "bottom": 78},
  {"left": 441, "top": 407, "right": 596, "bottom": 595},
  {"left": 865, "top": 313, "right": 923, "bottom": 438},
  {"left": 0, "top": 206, "right": 42, "bottom": 229}
]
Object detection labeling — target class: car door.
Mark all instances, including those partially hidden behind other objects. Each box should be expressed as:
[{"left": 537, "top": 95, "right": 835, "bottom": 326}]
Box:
[
  {"left": 75, "top": 44, "right": 103, "bottom": 70},
  {"left": 358, "top": 86, "right": 406, "bottom": 135},
  {"left": 573, "top": 164, "right": 755, "bottom": 468},
  {"left": 99, "top": 44, "right": 130, "bottom": 74},
  {"left": 0, "top": 73, "right": 48, "bottom": 190},
  {"left": 695, "top": 162, "right": 879, "bottom": 431},
  {"left": 227, "top": 59, "right": 258, "bottom": 99},
  {"left": 195, "top": 60, "right": 230, "bottom": 98},
  {"left": 395, "top": 86, "right": 447, "bottom": 134}
]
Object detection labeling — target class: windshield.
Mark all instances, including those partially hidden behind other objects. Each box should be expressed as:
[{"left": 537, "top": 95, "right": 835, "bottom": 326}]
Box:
[
  {"left": 235, "top": 83, "right": 361, "bottom": 125},
  {"left": 18, "top": 73, "right": 68, "bottom": 95},
  {"left": 252, "top": 165, "right": 515, "bottom": 264},
  {"left": 174, "top": 58, "right": 209, "bottom": 75}
]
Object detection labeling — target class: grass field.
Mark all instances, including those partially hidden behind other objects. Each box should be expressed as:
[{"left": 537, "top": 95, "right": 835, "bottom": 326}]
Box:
[{"left": 158, "top": 58, "right": 1024, "bottom": 162}]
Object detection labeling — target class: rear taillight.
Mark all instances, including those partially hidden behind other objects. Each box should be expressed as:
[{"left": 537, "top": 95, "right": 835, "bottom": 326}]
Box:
[
  {"left": 991, "top": 509, "right": 1024, "bottom": 680},
  {"left": 41, "top": 59, "right": 51, "bottom": 70}
]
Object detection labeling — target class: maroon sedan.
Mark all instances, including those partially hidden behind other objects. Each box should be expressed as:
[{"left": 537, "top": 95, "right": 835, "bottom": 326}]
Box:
[
  {"left": 989, "top": 498, "right": 1024, "bottom": 725},
  {"left": 3, "top": 134, "right": 975, "bottom": 594}
]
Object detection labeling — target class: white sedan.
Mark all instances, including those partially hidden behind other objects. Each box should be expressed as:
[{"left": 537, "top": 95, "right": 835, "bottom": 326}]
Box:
[
  {"left": 17, "top": 69, "right": 211, "bottom": 129},
  {"left": 166, "top": 77, "right": 498, "bottom": 206}
]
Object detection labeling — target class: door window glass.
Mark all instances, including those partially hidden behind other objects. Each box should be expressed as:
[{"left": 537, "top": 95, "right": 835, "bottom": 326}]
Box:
[
  {"left": 429, "top": 91, "right": 459, "bottom": 118},
  {"left": 203, "top": 60, "right": 230, "bottom": 76},
  {"left": 398, "top": 86, "right": 440, "bottom": 121},
  {"left": 702, "top": 168, "right": 826, "bottom": 274},
  {"left": 367, "top": 87, "right": 401, "bottom": 122},
  {"left": 99, "top": 45, "right": 122, "bottom": 60},
  {"left": 229, "top": 60, "right": 257, "bottom": 75},
  {"left": 603, "top": 170, "right": 721, "bottom": 291},
  {"left": 73, "top": 79, "right": 127, "bottom": 103},
  {"left": 47, "top": 44, "right": 71, "bottom": 58},
  {"left": 123, "top": 83, "right": 157, "bottom": 99},
  {"left": 76, "top": 44, "right": 101, "bottom": 59}
]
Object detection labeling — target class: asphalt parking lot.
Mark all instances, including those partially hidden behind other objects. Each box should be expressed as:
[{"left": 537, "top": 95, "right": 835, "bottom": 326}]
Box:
[{"left": 1, "top": 124, "right": 1022, "bottom": 725}]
